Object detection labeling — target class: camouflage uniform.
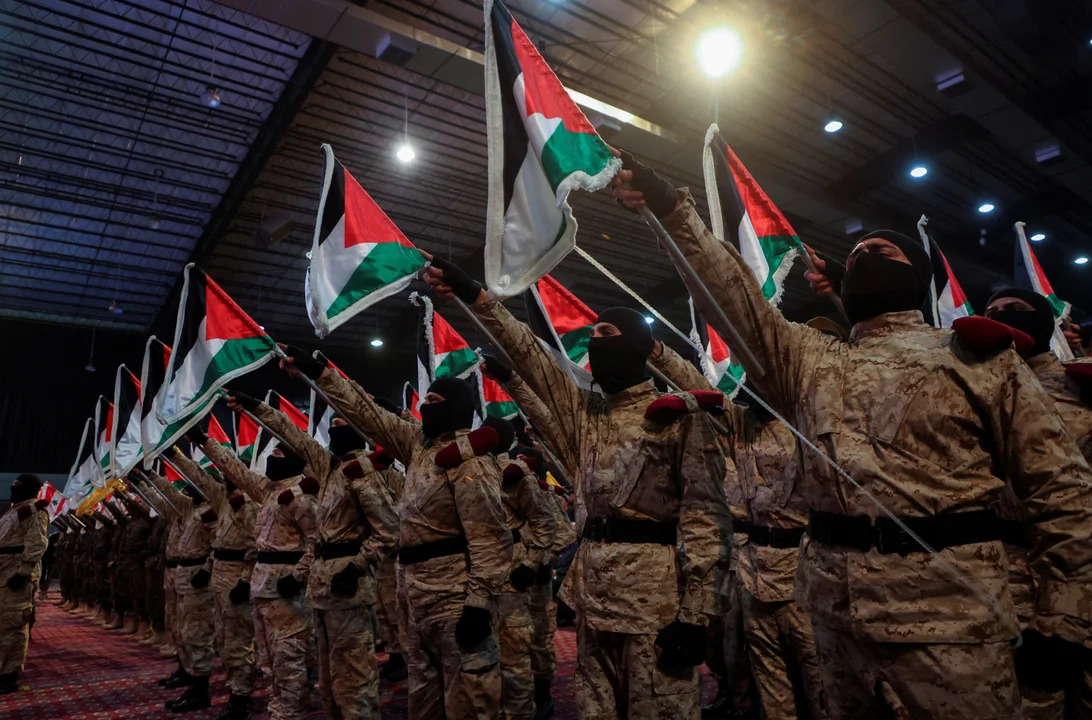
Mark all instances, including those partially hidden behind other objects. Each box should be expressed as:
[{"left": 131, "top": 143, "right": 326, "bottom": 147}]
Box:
[
  {"left": 145, "top": 515, "right": 168, "bottom": 635},
  {"left": 254, "top": 402, "right": 399, "bottom": 720},
  {"left": 529, "top": 487, "right": 575, "bottom": 685},
  {"left": 319, "top": 370, "right": 513, "bottom": 720},
  {"left": 176, "top": 450, "right": 259, "bottom": 699},
  {"left": 661, "top": 192, "right": 1092, "bottom": 718},
  {"left": 652, "top": 346, "right": 827, "bottom": 720},
  {"left": 147, "top": 469, "right": 215, "bottom": 678},
  {"left": 117, "top": 497, "right": 153, "bottom": 625},
  {"left": 473, "top": 300, "right": 731, "bottom": 720},
  {"left": 204, "top": 439, "right": 318, "bottom": 720},
  {"left": 91, "top": 515, "right": 114, "bottom": 613},
  {"left": 103, "top": 504, "right": 129, "bottom": 620},
  {"left": 0, "top": 498, "right": 48, "bottom": 677},
  {"left": 375, "top": 465, "right": 407, "bottom": 657}
]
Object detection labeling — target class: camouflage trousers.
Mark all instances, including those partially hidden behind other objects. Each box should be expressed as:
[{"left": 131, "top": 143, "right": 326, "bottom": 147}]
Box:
[
  {"left": 498, "top": 592, "right": 535, "bottom": 720},
  {"left": 574, "top": 616, "right": 701, "bottom": 720},
  {"left": 173, "top": 574, "right": 215, "bottom": 676},
  {"left": 405, "top": 608, "right": 502, "bottom": 720},
  {"left": 742, "top": 591, "right": 828, "bottom": 720},
  {"left": 253, "top": 596, "right": 312, "bottom": 720},
  {"left": 375, "top": 559, "right": 403, "bottom": 655},
  {"left": 146, "top": 566, "right": 165, "bottom": 630},
  {"left": 163, "top": 570, "right": 177, "bottom": 649},
  {"left": 213, "top": 583, "right": 256, "bottom": 696},
  {"left": 315, "top": 605, "right": 379, "bottom": 719},
  {"left": 0, "top": 582, "right": 35, "bottom": 675},
  {"left": 811, "top": 623, "right": 1021, "bottom": 719},
  {"left": 527, "top": 581, "right": 556, "bottom": 681}
]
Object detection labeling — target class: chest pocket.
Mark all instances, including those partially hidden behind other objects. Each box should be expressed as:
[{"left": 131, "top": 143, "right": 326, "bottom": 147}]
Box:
[{"left": 609, "top": 433, "right": 677, "bottom": 517}]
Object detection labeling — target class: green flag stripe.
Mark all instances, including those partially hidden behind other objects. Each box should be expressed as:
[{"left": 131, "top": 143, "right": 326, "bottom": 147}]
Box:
[
  {"left": 560, "top": 326, "right": 591, "bottom": 365},
  {"left": 756, "top": 233, "right": 800, "bottom": 300},
  {"left": 435, "top": 348, "right": 479, "bottom": 379},
  {"left": 1046, "top": 293, "right": 1067, "bottom": 319},
  {"left": 486, "top": 401, "right": 521, "bottom": 419},
  {"left": 540, "top": 124, "right": 616, "bottom": 194},
  {"left": 326, "top": 242, "right": 427, "bottom": 319},
  {"left": 186, "top": 336, "right": 276, "bottom": 416}
]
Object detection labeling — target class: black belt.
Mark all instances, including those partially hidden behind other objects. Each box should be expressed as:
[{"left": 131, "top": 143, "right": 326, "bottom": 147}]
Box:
[
  {"left": 256, "top": 550, "right": 305, "bottom": 565},
  {"left": 213, "top": 548, "right": 248, "bottom": 562},
  {"left": 165, "top": 555, "right": 209, "bottom": 568},
  {"left": 316, "top": 539, "right": 364, "bottom": 560},
  {"left": 0, "top": 546, "right": 24, "bottom": 555},
  {"left": 582, "top": 517, "right": 678, "bottom": 545},
  {"left": 734, "top": 521, "right": 806, "bottom": 549},
  {"left": 808, "top": 509, "right": 1009, "bottom": 555},
  {"left": 511, "top": 528, "right": 522, "bottom": 545},
  {"left": 398, "top": 537, "right": 467, "bottom": 565}
]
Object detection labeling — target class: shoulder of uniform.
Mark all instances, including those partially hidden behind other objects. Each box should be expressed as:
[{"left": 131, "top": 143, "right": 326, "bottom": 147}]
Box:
[
  {"left": 16, "top": 503, "right": 33, "bottom": 521},
  {"left": 502, "top": 460, "right": 526, "bottom": 485},
  {"left": 228, "top": 493, "right": 246, "bottom": 511},
  {"left": 433, "top": 427, "right": 499, "bottom": 469},
  {"left": 369, "top": 448, "right": 395, "bottom": 471},
  {"left": 949, "top": 316, "right": 1033, "bottom": 363},
  {"left": 34, "top": 498, "right": 49, "bottom": 512},
  {"left": 200, "top": 508, "right": 218, "bottom": 524},
  {"left": 644, "top": 389, "right": 725, "bottom": 425},
  {"left": 1064, "top": 362, "right": 1092, "bottom": 404}
]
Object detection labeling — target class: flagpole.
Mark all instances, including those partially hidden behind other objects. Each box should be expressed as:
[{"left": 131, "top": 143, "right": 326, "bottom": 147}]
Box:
[
  {"left": 917, "top": 215, "right": 941, "bottom": 329},
  {"left": 453, "top": 297, "right": 518, "bottom": 370},
  {"left": 132, "top": 468, "right": 182, "bottom": 517},
  {"left": 162, "top": 453, "right": 210, "bottom": 503},
  {"left": 272, "top": 345, "right": 374, "bottom": 446},
  {"left": 637, "top": 207, "right": 766, "bottom": 379}
]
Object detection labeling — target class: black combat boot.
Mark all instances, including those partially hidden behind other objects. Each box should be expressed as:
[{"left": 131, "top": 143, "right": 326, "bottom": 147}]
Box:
[
  {"left": 212, "top": 692, "right": 252, "bottom": 720},
  {"left": 167, "top": 675, "right": 210, "bottom": 712},
  {"left": 161, "top": 666, "right": 195, "bottom": 689},
  {"left": 158, "top": 660, "right": 188, "bottom": 687},
  {"left": 533, "top": 676, "right": 555, "bottom": 719},
  {"left": 380, "top": 651, "right": 408, "bottom": 682},
  {"left": 0, "top": 672, "right": 20, "bottom": 695}
]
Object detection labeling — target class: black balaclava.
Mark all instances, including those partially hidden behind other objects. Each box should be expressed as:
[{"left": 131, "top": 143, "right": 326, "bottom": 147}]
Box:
[
  {"left": 515, "top": 446, "right": 546, "bottom": 481},
  {"left": 10, "top": 473, "right": 42, "bottom": 504},
  {"left": 987, "top": 287, "right": 1055, "bottom": 357},
  {"left": 180, "top": 484, "right": 202, "bottom": 505},
  {"left": 328, "top": 424, "right": 366, "bottom": 457},
  {"left": 587, "top": 307, "right": 654, "bottom": 394},
  {"left": 420, "top": 377, "right": 476, "bottom": 439},
  {"left": 482, "top": 417, "right": 516, "bottom": 455},
  {"left": 841, "top": 230, "right": 932, "bottom": 326},
  {"left": 265, "top": 444, "right": 306, "bottom": 481}
]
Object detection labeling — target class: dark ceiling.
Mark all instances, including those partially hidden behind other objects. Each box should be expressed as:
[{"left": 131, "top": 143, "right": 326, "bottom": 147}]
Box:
[{"left": 2, "top": 0, "right": 1090, "bottom": 404}]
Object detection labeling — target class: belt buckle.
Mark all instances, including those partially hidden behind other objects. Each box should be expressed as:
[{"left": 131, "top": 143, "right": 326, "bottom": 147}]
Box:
[{"left": 873, "top": 517, "right": 914, "bottom": 555}]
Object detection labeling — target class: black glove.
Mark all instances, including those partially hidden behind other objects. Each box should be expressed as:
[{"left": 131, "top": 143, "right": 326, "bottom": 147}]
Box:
[
  {"left": 229, "top": 580, "right": 251, "bottom": 605},
  {"left": 330, "top": 562, "right": 362, "bottom": 597},
  {"left": 282, "top": 346, "right": 326, "bottom": 380},
  {"left": 6, "top": 573, "right": 29, "bottom": 592},
  {"left": 276, "top": 574, "right": 304, "bottom": 598},
  {"left": 619, "top": 150, "right": 680, "bottom": 218},
  {"left": 430, "top": 256, "right": 483, "bottom": 304},
  {"left": 654, "top": 619, "right": 707, "bottom": 670},
  {"left": 185, "top": 426, "right": 209, "bottom": 446},
  {"left": 454, "top": 605, "right": 493, "bottom": 651},
  {"left": 509, "top": 564, "right": 537, "bottom": 592},
  {"left": 481, "top": 354, "right": 513, "bottom": 384},
  {"left": 535, "top": 563, "right": 553, "bottom": 586},
  {"left": 229, "top": 390, "right": 262, "bottom": 412},
  {"left": 1014, "top": 630, "right": 1087, "bottom": 693},
  {"left": 190, "top": 568, "right": 211, "bottom": 589}
]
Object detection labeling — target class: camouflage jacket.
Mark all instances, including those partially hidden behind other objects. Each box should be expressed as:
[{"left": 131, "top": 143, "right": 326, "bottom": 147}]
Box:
[
  {"left": 255, "top": 402, "right": 398, "bottom": 610},
  {"left": 0, "top": 498, "right": 49, "bottom": 586},
  {"left": 497, "top": 453, "right": 553, "bottom": 577},
  {"left": 1028, "top": 353, "right": 1092, "bottom": 463},
  {"left": 318, "top": 370, "right": 513, "bottom": 622},
  {"left": 204, "top": 440, "right": 318, "bottom": 600},
  {"left": 146, "top": 470, "right": 213, "bottom": 564},
  {"left": 663, "top": 192, "right": 1092, "bottom": 645},
  {"left": 474, "top": 299, "right": 730, "bottom": 633}
]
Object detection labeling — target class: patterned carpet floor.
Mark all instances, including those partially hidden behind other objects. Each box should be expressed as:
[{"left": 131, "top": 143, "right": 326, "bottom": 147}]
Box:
[{"left": 3, "top": 595, "right": 580, "bottom": 719}]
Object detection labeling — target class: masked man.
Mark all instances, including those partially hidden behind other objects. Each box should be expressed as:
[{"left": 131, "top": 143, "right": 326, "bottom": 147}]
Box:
[
  {"left": 613, "top": 154, "right": 1092, "bottom": 719},
  {"left": 0, "top": 474, "right": 48, "bottom": 694}
]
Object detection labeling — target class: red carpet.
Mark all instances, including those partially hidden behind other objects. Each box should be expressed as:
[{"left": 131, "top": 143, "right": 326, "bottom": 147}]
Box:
[{"left": 3, "top": 595, "right": 580, "bottom": 719}]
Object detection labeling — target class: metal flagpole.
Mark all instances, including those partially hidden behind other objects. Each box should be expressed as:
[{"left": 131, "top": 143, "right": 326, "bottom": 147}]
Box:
[
  {"left": 454, "top": 297, "right": 518, "bottom": 370},
  {"left": 272, "top": 345, "right": 373, "bottom": 445},
  {"left": 132, "top": 467, "right": 182, "bottom": 517},
  {"left": 162, "top": 453, "right": 209, "bottom": 503}
]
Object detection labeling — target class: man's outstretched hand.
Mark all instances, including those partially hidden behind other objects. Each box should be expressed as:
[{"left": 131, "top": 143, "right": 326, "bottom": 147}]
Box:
[
  {"left": 610, "top": 150, "right": 680, "bottom": 218},
  {"left": 420, "top": 251, "right": 487, "bottom": 304},
  {"left": 803, "top": 245, "right": 840, "bottom": 298}
]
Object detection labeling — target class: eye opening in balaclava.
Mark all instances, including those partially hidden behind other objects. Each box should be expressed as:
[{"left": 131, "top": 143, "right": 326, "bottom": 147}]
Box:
[
  {"left": 420, "top": 377, "right": 476, "bottom": 439},
  {"left": 265, "top": 443, "right": 306, "bottom": 481},
  {"left": 986, "top": 287, "right": 1055, "bottom": 357},
  {"left": 587, "top": 307, "right": 654, "bottom": 395},
  {"left": 481, "top": 416, "right": 516, "bottom": 455},
  {"left": 840, "top": 230, "right": 932, "bottom": 326}
]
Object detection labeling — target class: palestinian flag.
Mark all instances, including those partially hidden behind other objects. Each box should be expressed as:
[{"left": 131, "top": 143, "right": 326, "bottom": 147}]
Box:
[
  {"left": 413, "top": 293, "right": 480, "bottom": 381},
  {"left": 1014, "top": 221, "right": 1075, "bottom": 361},
  {"left": 162, "top": 459, "right": 188, "bottom": 491},
  {"left": 140, "top": 336, "right": 214, "bottom": 470},
  {"left": 703, "top": 125, "right": 802, "bottom": 305},
  {"left": 111, "top": 365, "right": 144, "bottom": 478},
  {"left": 689, "top": 298, "right": 745, "bottom": 397},
  {"left": 308, "top": 390, "right": 335, "bottom": 451},
  {"left": 158, "top": 264, "right": 276, "bottom": 424},
  {"left": 193, "top": 414, "right": 232, "bottom": 472},
  {"left": 252, "top": 391, "right": 310, "bottom": 473},
  {"left": 482, "top": 374, "right": 520, "bottom": 419},
  {"left": 235, "top": 412, "right": 261, "bottom": 464},
  {"left": 93, "top": 396, "right": 114, "bottom": 482},
  {"left": 306, "top": 144, "right": 427, "bottom": 337},
  {"left": 65, "top": 418, "right": 98, "bottom": 506},
  {"left": 483, "top": 0, "right": 621, "bottom": 298},
  {"left": 402, "top": 382, "right": 421, "bottom": 421},
  {"left": 917, "top": 217, "right": 973, "bottom": 328},
  {"left": 523, "top": 273, "right": 596, "bottom": 388}
]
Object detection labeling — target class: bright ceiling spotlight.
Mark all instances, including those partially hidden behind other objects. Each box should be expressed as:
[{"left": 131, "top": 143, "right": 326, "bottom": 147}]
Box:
[
  {"left": 84, "top": 362, "right": 97, "bottom": 373},
  {"left": 696, "top": 28, "right": 743, "bottom": 78},
  {"left": 909, "top": 165, "right": 928, "bottom": 178},
  {"left": 107, "top": 299, "right": 123, "bottom": 314},
  {"left": 1030, "top": 233, "right": 1046, "bottom": 242},
  {"left": 1076, "top": 256, "right": 1089, "bottom": 265},
  {"left": 149, "top": 214, "right": 161, "bottom": 229},
  {"left": 396, "top": 143, "right": 415, "bottom": 163},
  {"left": 644, "top": 316, "right": 654, "bottom": 325},
  {"left": 823, "top": 119, "right": 844, "bottom": 133},
  {"left": 200, "top": 85, "right": 221, "bottom": 108},
  {"left": 977, "top": 203, "right": 995, "bottom": 213},
  {"left": 370, "top": 338, "right": 384, "bottom": 347}
]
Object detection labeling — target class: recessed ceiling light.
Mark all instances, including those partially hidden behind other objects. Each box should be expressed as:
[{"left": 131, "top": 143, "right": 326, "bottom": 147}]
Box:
[
  {"left": 370, "top": 338, "right": 384, "bottom": 347},
  {"left": 1076, "top": 256, "right": 1089, "bottom": 265},
  {"left": 823, "top": 119, "right": 843, "bottom": 133},
  {"left": 644, "top": 316, "right": 654, "bottom": 325},
  {"left": 395, "top": 143, "right": 415, "bottom": 163},
  {"left": 200, "top": 86, "right": 221, "bottom": 108},
  {"left": 977, "top": 203, "right": 995, "bottom": 213},
  {"left": 107, "top": 300, "right": 123, "bottom": 314},
  {"left": 696, "top": 28, "right": 743, "bottom": 78},
  {"left": 1030, "top": 233, "right": 1046, "bottom": 242},
  {"left": 910, "top": 165, "right": 928, "bottom": 178}
]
